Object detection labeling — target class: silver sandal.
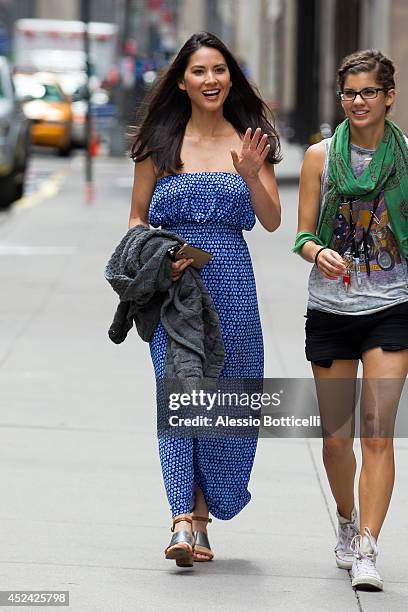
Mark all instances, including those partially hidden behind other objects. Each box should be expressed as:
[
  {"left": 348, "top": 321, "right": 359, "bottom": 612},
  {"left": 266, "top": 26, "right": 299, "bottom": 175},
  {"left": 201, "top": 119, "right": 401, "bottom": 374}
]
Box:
[
  {"left": 192, "top": 516, "right": 214, "bottom": 561},
  {"left": 164, "top": 514, "right": 195, "bottom": 567}
]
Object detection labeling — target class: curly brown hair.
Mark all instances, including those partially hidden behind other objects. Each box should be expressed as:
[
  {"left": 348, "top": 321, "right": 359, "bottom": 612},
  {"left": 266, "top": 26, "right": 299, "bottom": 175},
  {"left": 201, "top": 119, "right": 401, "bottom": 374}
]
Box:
[{"left": 338, "top": 48, "right": 396, "bottom": 92}]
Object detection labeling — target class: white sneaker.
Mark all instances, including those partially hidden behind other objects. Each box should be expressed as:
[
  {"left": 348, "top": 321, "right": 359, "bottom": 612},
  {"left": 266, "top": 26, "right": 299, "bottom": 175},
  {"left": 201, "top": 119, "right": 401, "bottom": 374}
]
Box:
[
  {"left": 334, "top": 507, "right": 359, "bottom": 569},
  {"left": 351, "top": 527, "right": 383, "bottom": 591}
]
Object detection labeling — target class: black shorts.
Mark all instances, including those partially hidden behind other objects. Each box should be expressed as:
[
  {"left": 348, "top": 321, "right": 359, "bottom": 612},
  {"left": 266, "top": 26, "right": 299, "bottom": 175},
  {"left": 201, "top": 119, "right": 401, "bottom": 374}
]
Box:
[{"left": 305, "top": 301, "right": 408, "bottom": 368}]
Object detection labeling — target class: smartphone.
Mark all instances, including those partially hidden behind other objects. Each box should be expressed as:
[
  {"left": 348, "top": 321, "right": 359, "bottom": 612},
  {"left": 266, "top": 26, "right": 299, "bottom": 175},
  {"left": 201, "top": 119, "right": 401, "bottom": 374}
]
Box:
[{"left": 167, "top": 243, "right": 213, "bottom": 269}]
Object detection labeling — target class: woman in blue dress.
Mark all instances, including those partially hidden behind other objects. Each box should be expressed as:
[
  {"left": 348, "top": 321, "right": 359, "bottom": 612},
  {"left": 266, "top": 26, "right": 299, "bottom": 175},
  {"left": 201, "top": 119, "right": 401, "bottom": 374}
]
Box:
[{"left": 128, "top": 32, "right": 281, "bottom": 567}]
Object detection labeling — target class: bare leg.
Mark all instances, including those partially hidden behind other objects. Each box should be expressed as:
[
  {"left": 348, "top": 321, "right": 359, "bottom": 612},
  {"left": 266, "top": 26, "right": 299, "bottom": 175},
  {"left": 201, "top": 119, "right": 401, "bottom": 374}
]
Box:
[
  {"left": 359, "top": 347, "right": 408, "bottom": 538},
  {"left": 312, "top": 359, "right": 359, "bottom": 518}
]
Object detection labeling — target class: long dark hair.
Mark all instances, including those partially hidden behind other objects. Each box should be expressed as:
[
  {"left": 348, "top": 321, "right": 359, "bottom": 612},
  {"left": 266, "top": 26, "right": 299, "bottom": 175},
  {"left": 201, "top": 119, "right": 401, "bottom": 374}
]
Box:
[{"left": 130, "top": 31, "right": 281, "bottom": 176}]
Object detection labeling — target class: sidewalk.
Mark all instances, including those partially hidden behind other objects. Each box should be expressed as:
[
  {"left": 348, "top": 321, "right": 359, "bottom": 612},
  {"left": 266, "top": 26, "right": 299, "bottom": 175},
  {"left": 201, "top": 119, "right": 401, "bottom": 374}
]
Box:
[{"left": 0, "top": 154, "right": 406, "bottom": 611}]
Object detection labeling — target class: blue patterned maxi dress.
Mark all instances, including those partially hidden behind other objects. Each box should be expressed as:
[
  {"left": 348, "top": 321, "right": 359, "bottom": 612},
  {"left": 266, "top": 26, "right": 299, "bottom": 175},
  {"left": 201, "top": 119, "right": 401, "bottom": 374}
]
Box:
[{"left": 148, "top": 172, "right": 264, "bottom": 519}]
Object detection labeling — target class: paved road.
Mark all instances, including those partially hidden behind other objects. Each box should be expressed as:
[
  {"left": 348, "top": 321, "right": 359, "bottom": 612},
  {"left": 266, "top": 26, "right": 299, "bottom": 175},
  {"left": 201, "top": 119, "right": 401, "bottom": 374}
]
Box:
[{"left": 0, "top": 149, "right": 406, "bottom": 611}]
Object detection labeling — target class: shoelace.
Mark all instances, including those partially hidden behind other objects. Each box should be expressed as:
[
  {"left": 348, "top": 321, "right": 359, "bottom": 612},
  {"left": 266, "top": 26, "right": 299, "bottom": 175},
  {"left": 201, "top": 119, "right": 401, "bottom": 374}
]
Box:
[
  {"left": 351, "top": 533, "right": 362, "bottom": 555},
  {"left": 351, "top": 529, "right": 379, "bottom": 577},
  {"left": 351, "top": 527, "right": 378, "bottom": 556},
  {"left": 335, "top": 520, "right": 358, "bottom": 552}
]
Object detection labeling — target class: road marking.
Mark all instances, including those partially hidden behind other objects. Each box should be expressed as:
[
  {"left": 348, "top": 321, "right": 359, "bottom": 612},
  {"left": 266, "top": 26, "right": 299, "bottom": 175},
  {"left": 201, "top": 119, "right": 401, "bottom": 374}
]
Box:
[{"left": 15, "top": 168, "right": 70, "bottom": 210}]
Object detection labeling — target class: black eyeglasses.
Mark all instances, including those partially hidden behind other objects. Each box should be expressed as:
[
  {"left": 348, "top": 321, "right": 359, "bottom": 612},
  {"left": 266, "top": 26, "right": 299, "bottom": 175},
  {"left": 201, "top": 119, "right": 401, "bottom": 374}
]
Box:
[{"left": 338, "top": 87, "right": 388, "bottom": 101}]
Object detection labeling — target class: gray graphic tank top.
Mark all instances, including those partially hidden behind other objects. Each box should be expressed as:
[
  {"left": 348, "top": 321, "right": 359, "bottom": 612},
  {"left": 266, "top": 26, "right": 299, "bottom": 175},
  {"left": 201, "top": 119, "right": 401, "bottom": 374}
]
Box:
[{"left": 308, "top": 138, "right": 408, "bottom": 315}]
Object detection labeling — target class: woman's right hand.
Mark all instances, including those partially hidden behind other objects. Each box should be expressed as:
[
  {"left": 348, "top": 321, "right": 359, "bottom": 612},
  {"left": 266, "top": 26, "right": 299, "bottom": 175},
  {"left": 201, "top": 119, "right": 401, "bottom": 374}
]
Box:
[
  {"left": 171, "top": 258, "right": 194, "bottom": 281},
  {"left": 315, "top": 248, "right": 347, "bottom": 280}
]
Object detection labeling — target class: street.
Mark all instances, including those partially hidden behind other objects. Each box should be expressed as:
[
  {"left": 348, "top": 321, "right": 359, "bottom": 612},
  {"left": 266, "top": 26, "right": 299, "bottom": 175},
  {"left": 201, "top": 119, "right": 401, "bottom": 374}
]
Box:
[{"left": 0, "top": 148, "right": 407, "bottom": 612}]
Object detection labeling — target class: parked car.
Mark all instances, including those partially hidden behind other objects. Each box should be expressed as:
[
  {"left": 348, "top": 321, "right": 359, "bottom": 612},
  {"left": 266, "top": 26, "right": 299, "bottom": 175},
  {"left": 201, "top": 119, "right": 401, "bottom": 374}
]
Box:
[
  {"left": 14, "top": 72, "right": 73, "bottom": 156},
  {"left": 0, "top": 57, "right": 31, "bottom": 207}
]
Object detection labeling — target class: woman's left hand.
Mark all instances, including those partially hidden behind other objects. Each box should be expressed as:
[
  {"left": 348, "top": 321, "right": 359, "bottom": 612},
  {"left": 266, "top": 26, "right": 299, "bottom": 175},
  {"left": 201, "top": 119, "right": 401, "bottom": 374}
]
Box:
[{"left": 230, "top": 127, "right": 271, "bottom": 183}]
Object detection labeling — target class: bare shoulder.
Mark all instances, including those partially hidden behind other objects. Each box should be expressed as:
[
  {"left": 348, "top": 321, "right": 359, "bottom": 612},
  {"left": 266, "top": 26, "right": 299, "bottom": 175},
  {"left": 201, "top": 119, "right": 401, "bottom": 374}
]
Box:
[
  {"left": 133, "top": 155, "right": 158, "bottom": 184},
  {"left": 302, "top": 140, "right": 327, "bottom": 178},
  {"left": 304, "top": 141, "right": 326, "bottom": 163}
]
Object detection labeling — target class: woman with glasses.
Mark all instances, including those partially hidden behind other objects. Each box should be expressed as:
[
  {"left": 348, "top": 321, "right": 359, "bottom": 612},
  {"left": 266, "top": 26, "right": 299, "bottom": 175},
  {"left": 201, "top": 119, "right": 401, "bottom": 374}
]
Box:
[{"left": 294, "top": 49, "right": 408, "bottom": 591}]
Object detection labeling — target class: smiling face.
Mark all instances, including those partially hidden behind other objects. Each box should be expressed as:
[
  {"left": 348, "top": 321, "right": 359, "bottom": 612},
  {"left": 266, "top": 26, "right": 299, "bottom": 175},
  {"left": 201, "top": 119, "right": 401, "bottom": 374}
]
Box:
[
  {"left": 178, "top": 46, "right": 232, "bottom": 111},
  {"left": 341, "top": 70, "right": 396, "bottom": 130}
]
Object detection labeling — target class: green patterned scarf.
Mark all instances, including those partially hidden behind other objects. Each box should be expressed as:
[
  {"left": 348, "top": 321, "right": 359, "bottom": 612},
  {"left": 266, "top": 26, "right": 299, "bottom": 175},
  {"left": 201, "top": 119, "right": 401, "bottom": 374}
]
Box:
[{"left": 293, "top": 119, "right": 408, "bottom": 258}]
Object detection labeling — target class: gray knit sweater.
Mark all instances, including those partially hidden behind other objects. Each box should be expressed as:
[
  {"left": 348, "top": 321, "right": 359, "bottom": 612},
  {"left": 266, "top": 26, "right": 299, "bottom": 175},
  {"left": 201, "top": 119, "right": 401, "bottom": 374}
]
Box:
[{"left": 104, "top": 225, "right": 225, "bottom": 380}]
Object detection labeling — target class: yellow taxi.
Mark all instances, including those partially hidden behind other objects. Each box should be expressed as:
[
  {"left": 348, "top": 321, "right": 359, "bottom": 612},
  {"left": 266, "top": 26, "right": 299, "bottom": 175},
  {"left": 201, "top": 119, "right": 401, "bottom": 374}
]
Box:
[{"left": 14, "top": 72, "right": 73, "bottom": 155}]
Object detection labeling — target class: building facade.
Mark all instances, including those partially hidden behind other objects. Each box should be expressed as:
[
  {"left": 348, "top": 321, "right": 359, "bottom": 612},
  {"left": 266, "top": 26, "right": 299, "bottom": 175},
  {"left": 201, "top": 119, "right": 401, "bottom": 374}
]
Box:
[
  {"left": 278, "top": 0, "right": 408, "bottom": 144},
  {"left": 5, "top": 0, "right": 408, "bottom": 141}
]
